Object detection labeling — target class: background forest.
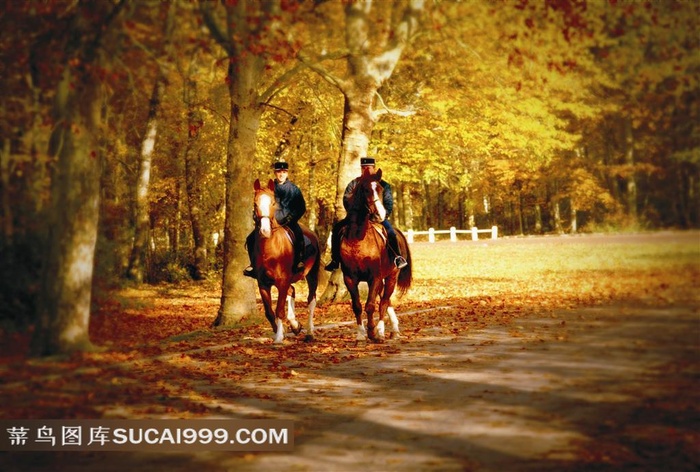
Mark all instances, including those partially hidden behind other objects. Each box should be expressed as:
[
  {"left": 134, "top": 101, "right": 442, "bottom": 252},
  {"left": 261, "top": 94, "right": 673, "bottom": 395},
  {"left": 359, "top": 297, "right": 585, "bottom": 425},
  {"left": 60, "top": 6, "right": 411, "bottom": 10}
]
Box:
[{"left": 0, "top": 1, "right": 697, "bottom": 353}]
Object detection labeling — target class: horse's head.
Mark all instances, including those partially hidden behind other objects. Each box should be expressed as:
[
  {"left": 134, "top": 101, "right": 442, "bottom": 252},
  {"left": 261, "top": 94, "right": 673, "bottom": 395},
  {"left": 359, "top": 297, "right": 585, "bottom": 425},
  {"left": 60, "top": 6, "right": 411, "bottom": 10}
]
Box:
[
  {"left": 253, "top": 179, "right": 277, "bottom": 238},
  {"left": 354, "top": 168, "right": 387, "bottom": 222}
]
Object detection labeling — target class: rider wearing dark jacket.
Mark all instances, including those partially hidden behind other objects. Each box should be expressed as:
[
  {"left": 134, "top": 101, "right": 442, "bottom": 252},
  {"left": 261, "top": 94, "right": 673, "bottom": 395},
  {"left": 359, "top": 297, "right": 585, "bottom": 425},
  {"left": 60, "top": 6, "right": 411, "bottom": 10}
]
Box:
[
  {"left": 325, "top": 157, "right": 408, "bottom": 271},
  {"left": 244, "top": 161, "right": 307, "bottom": 277}
]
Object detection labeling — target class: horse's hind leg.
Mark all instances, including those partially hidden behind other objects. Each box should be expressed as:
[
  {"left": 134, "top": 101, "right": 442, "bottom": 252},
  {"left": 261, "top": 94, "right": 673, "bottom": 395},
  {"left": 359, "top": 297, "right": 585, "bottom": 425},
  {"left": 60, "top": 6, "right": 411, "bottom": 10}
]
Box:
[{"left": 304, "top": 269, "right": 318, "bottom": 342}]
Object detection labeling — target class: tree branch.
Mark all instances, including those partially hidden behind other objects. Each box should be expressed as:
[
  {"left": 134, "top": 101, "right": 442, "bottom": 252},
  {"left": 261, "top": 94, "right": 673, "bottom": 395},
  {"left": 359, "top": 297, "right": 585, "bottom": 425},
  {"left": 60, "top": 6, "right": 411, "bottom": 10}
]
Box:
[
  {"left": 199, "top": 3, "right": 233, "bottom": 56},
  {"left": 297, "top": 50, "right": 351, "bottom": 94},
  {"left": 372, "top": 91, "right": 416, "bottom": 121}
]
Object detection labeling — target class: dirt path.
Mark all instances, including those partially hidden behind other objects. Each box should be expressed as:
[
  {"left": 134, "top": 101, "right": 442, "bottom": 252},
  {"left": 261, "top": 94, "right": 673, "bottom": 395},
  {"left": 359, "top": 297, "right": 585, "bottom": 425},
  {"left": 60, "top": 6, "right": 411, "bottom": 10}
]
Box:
[{"left": 5, "top": 303, "right": 698, "bottom": 471}]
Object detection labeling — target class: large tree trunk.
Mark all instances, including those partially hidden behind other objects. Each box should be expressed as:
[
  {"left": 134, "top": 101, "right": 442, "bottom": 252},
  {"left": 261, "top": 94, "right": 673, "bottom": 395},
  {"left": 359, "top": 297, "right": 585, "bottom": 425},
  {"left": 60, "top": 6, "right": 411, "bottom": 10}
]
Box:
[
  {"left": 32, "top": 2, "right": 124, "bottom": 356},
  {"left": 319, "top": 0, "right": 424, "bottom": 303},
  {"left": 213, "top": 57, "right": 260, "bottom": 325},
  {"left": 200, "top": 0, "right": 305, "bottom": 326}
]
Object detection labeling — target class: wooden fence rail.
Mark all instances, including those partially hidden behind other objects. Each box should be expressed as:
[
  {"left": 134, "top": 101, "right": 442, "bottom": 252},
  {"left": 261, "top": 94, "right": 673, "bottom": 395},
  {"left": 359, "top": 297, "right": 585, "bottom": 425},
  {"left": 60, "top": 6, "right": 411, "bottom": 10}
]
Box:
[{"left": 406, "top": 226, "right": 498, "bottom": 243}]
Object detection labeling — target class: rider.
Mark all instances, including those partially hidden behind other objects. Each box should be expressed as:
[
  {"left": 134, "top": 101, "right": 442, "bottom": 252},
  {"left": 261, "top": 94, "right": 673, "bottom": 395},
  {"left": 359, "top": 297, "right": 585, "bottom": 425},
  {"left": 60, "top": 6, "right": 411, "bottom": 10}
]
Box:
[
  {"left": 244, "top": 160, "right": 307, "bottom": 277},
  {"left": 325, "top": 157, "right": 408, "bottom": 271}
]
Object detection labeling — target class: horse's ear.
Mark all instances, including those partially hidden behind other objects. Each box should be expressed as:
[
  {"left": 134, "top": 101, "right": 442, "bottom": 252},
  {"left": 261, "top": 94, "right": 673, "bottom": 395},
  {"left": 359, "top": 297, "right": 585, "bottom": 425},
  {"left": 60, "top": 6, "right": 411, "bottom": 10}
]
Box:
[
  {"left": 254, "top": 179, "right": 261, "bottom": 190},
  {"left": 375, "top": 168, "right": 382, "bottom": 180},
  {"left": 267, "top": 179, "right": 275, "bottom": 191}
]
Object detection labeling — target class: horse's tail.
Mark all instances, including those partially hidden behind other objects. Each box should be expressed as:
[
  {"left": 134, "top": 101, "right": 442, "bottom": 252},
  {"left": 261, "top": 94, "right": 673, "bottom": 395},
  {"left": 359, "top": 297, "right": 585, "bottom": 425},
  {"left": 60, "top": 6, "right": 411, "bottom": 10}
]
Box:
[
  {"left": 309, "top": 235, "right": 321, "bottom": 292},
  {"left": 396, "top": 229, "right": 412, "bottom": 296},
  {"left": 303, "top": 225, "right": 321, "bottom": 300}
]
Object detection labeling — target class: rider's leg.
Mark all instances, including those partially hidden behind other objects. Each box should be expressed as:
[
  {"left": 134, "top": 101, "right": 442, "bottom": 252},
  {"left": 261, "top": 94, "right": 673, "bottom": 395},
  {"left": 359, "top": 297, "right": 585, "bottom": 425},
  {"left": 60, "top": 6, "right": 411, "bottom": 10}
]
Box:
[
  {"left": 290, "top": 220, "right": 305, "bottom": 272},
  {"left": 243, "top": 230, "right": 256, "bottom": 277},
  {"left": 382, "top": 220, "right": 408, "bottom": 269},
  {"left": 325, "top": 219, "right": 346, "bottom": 271}
]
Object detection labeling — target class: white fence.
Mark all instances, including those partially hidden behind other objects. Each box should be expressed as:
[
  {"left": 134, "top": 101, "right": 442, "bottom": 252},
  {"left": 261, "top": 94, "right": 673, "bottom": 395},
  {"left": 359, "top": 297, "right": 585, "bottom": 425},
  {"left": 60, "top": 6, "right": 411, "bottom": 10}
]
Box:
[{"left": 406, "top": 226, "right": 498, "bottom": 243}]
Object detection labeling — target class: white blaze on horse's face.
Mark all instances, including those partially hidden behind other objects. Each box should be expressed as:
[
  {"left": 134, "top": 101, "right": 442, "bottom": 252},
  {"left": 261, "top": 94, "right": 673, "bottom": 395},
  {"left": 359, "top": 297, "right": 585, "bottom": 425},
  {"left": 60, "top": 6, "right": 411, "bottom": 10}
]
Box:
[
  {"left": 371, "top": 181, "right": 387, "bottom": 221},
  {"left": 258, "top": 193, "right": 273, "bottom": 238}
]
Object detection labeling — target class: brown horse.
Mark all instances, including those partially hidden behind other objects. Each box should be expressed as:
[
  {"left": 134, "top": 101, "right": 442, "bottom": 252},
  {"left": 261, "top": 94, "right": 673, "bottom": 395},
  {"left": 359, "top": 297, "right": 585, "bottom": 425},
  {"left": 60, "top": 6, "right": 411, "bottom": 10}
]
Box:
[
  {"left": 252, "top": 179, "right": 320, "bottom": 343},
  {"left": 339, "top": 169, "right": 412, "bottom": 342}
]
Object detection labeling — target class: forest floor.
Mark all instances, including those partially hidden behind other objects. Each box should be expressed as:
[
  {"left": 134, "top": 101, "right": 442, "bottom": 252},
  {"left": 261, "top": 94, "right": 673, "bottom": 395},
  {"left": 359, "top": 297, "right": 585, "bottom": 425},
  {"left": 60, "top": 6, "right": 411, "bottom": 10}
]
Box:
[{"left": 0, "top": 232, "right": 699, "bottom": 471}]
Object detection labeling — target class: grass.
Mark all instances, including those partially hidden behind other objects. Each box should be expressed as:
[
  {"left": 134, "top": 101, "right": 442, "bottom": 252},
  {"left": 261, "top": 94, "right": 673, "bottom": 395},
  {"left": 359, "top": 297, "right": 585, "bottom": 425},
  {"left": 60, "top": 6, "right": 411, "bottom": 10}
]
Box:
[{"left": 402, "top": 233, "right": 699, "bottom": 307}]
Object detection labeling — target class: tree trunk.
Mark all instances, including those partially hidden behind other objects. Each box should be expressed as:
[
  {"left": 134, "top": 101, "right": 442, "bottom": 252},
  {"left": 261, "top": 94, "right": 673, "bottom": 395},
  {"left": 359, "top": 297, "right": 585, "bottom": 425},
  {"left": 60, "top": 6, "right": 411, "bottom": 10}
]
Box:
[
  {"left": 517, "top": 189, "right": 525, "bottom": 235},
  {"left": 213, "top": 53, "right": 261, "bottom": 326},
  {"left": 553, "top": 199, "right": 564, "bottom": 234},
  {"left": 214, "top": 103, "right": 260, "bottom": 324},
  {"left": 32, "top": 2, "right": 124, "bottom": 355},
  {"left": 199, "top": 1, "right": 302, "bottom": 325},
  {"left": 624, "top": 118, "right": 638, "bottom": 224},
  {"left": 183, "top": 77, "right": 209, "bottom": 280},
  {"left": 126, "top": 2, "right": 173, "bottom": 282},
  {"left": 126, "top": 76, "right": 164, "bottom": 282},
  {"left": 316, "top": 0, "right": 424, "bottom": 303},
  {"left": 0, "top": 137, "right": 13, "bottom": 244}
]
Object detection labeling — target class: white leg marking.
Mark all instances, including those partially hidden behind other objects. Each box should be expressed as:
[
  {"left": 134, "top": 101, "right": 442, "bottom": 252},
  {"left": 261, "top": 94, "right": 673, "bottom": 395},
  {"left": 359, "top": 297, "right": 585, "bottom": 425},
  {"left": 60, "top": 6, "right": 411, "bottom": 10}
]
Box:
[
  {"left": 307, "top": 298, "right": 316, "bottom": 335},
  {"left": 377, "top": 319, "right": 385, "bottom": 338},
  {"left": 287, "top": 295, "right": 295, "bottom": 316},
  {"left": 356, "top": 323, "right": 368, "bottom": 341},
  {"left": 387, "top": 306, "right": 400, "bottom": 337},
  {"left": 274, "top": 318, "right": 285, "bottom": 344}
]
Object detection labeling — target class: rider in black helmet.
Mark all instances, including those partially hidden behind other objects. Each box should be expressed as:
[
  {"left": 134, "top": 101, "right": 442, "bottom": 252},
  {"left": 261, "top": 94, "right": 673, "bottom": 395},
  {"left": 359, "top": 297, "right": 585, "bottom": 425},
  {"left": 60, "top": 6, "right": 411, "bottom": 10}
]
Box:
[
  {"left": 325, "top": 156, "right": 408, "bottom": 272},
  {"left": 244, "top": 160, "right": 307, "bottom": 277}
]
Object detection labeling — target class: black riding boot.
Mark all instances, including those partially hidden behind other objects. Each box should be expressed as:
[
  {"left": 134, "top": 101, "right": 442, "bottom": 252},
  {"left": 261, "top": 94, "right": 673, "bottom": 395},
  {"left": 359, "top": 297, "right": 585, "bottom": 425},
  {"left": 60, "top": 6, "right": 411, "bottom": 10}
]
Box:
[
  {"left": 325, "top": 220, "right": 344, "bottom": 271},
  {"left": 291, "top": 224, "right": 305, "bottom": 273},
  {"left": 243, "top": 231, "right": 256, "bottom": 277},
  {"left": 387, "top": 233, "right": 408, "bottom": 269}
]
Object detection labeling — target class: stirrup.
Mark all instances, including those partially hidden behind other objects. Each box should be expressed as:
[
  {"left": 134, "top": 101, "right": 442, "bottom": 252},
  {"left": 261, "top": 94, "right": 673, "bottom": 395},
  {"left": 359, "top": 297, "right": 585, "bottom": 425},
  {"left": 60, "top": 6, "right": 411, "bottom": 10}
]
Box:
[
  {"left": 243, "top": 266, "right": 255, "bottom": 278},
  {"left": 394, "top": 256, "right": 408, "bottom": 269},
  {"left": 294, "top": 261, "right": 305, "bottom": 273}
]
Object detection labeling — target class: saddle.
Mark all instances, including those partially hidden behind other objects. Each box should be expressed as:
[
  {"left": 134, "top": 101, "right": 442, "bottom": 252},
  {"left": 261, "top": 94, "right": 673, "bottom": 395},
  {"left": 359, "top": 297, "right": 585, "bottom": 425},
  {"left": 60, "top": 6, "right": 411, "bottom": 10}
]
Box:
[{"left": 283, "top": 227, "right": 317, "bottom": 258}]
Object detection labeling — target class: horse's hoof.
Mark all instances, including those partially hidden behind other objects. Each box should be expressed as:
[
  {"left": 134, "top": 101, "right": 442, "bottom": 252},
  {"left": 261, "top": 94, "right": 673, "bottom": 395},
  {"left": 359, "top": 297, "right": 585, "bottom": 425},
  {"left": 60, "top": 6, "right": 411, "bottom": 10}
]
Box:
[
  {"left": 291, "top": 324, "right": 303, "bottom": 336},
  {"left": 304, "top": 334, "right": 314, "bottom": 343},
  {"left": 389, "top": 332, "right": 401, "bottom": 340}
]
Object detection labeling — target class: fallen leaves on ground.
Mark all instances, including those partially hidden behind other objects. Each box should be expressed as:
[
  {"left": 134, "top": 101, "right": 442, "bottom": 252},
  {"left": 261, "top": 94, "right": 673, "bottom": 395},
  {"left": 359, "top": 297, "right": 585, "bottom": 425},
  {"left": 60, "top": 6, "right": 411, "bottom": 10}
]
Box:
[{"left": 0, "top": 236, "right": 697, "bottom": 425}]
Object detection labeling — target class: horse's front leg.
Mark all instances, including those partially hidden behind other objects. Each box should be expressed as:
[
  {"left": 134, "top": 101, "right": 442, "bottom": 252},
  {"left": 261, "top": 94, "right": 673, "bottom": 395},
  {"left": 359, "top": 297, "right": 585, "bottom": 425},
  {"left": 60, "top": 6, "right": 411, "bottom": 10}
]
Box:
[
  {"left": 258, "top": 284, "right": 276, "bottom": 333},
  {"left": 379, "top": 275, "right": 399, "bottom": 339},
  {"left": 286, "top": 285, "right": 303, "bottom": 336},
  {"left": 344, "top": 274, "right": 365, "bottom": 340},
  {"left": 365, "top": 277, "right": 384, "bottom": 343},
  {"left": 273, "top": 281, "right": 299, "bottom": 344}
]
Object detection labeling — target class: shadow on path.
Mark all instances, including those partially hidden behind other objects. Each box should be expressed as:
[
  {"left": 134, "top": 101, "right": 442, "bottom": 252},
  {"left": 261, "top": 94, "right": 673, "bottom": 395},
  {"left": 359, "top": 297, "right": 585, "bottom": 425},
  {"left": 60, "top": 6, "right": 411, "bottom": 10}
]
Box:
[{"left": 2, "top": 304, "right": 698, "bottom": 471}]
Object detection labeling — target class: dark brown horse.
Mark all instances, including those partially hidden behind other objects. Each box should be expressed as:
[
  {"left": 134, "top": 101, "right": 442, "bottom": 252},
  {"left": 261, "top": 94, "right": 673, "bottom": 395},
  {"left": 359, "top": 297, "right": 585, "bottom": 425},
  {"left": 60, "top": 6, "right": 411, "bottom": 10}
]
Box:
[
  {"left": 339, "top": 169, "right": 412, "bottom": 342},
  {"left": 252, "top": 179, "right": 320, "bottom": 343}
]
